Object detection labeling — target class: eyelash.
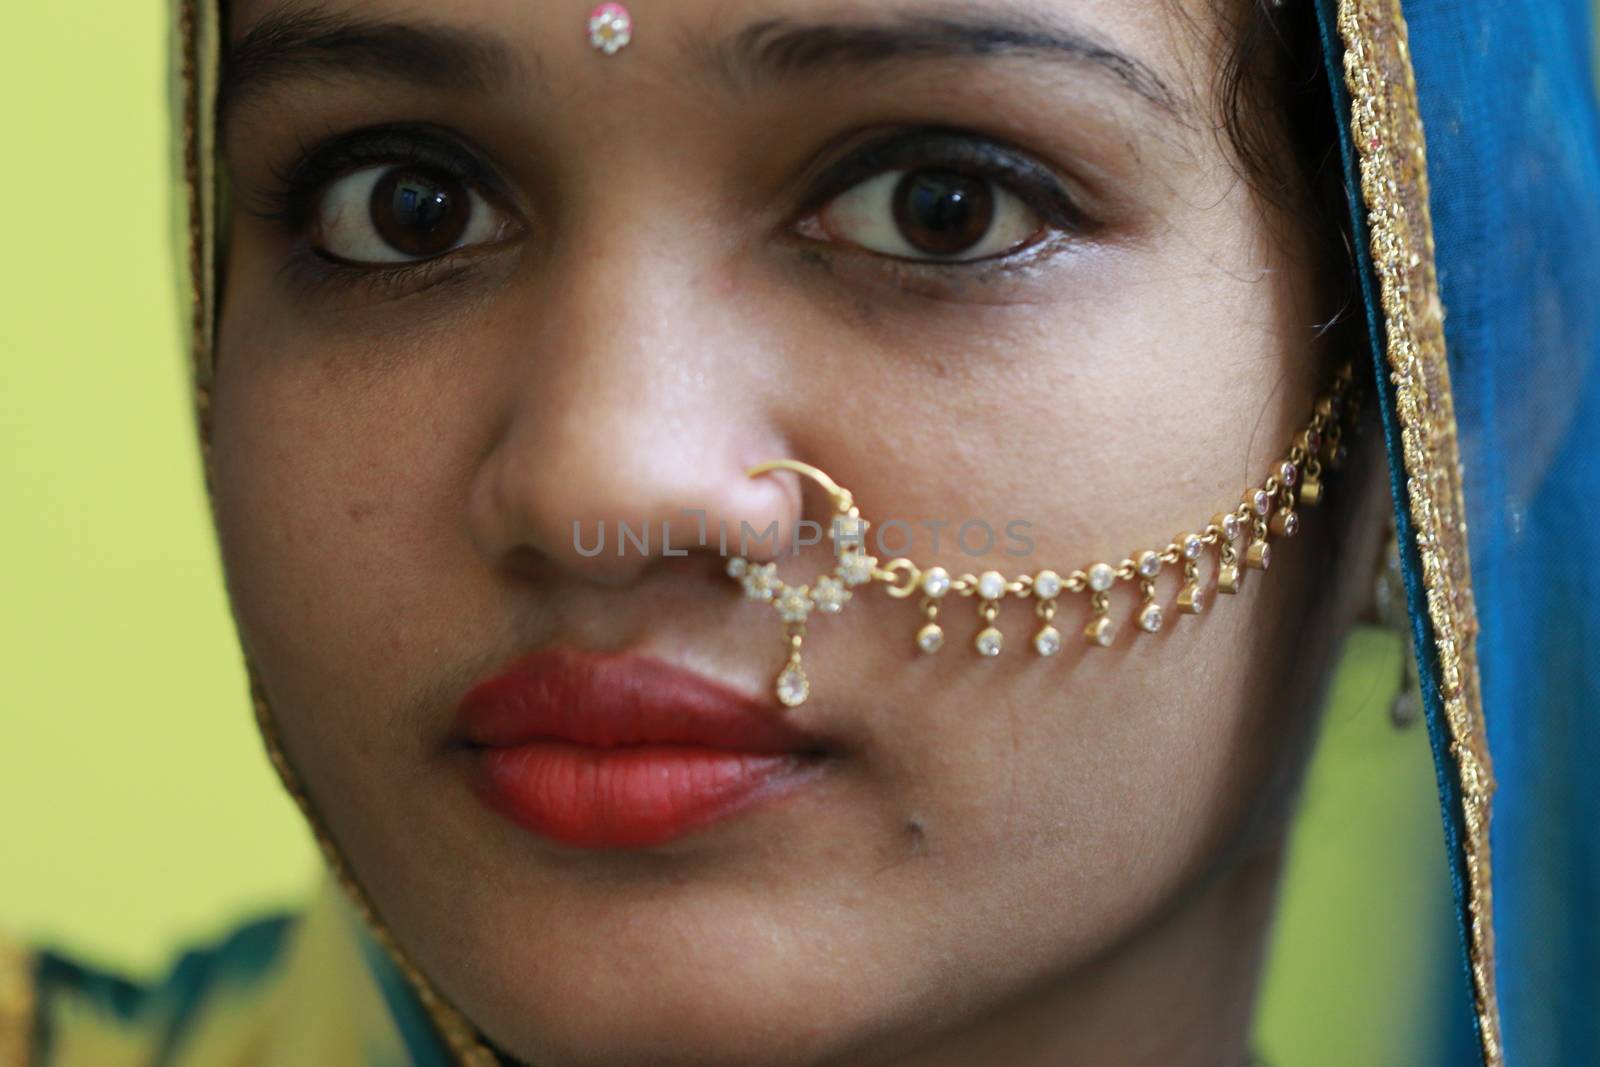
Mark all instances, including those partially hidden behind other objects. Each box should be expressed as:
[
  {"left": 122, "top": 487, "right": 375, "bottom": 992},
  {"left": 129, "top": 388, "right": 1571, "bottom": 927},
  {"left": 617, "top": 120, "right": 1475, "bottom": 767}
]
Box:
[
  {"left": 248, "top": 124, "right": 494, "bottom": 230},
  {"left": 796, "top": 126, "right": 1096, "bottom": 242},
  {"left": 245, "top": 124, "right": 1093, "bottom": 294}
]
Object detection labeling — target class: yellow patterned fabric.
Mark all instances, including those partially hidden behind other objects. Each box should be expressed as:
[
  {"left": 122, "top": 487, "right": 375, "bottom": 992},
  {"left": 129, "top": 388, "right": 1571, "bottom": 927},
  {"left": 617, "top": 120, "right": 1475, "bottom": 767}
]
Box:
[{"left": 0, "top": 882, "right": 416, "bottom": 1067}]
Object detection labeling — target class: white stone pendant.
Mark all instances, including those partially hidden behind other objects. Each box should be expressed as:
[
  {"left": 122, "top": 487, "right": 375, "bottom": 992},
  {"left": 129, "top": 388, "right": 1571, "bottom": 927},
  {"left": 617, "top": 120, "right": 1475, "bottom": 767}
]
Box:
[{"left": 775, "top": 659, "right": 810, "bottom": 708}]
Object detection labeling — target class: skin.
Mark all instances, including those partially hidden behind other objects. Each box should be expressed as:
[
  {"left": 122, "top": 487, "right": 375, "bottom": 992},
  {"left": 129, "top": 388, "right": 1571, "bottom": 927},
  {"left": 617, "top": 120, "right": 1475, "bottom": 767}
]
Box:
[{"left": 212, "top": 1, "right": 1391, "bottom": 1064}]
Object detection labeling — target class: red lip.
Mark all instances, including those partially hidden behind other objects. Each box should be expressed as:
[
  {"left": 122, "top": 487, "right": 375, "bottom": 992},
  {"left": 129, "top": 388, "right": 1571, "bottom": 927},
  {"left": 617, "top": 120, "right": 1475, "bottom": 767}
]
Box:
[{"left": 455, "top": 649, "right": 830, "bottom": 848}]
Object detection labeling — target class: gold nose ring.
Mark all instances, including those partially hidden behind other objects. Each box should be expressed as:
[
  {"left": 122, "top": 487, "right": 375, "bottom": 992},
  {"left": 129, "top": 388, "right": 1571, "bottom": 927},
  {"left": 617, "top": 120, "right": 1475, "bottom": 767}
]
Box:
[
  {"left": 727, "top": 460, "right": 877, "bottom": 708},
  {"left": 728, "top": 360, "right": 1359, "bottom": 707}
]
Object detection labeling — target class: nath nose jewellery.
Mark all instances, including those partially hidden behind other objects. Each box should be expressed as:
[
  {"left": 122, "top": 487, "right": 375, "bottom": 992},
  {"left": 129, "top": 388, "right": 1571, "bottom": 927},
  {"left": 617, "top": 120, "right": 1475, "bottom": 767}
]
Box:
[{"left": 728, "top": 361, "right": 1361, "bottom": 707}]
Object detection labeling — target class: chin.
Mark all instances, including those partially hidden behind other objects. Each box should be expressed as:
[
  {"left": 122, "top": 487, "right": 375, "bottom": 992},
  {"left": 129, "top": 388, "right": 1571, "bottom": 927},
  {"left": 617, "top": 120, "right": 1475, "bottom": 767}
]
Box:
[
  {"left": 375, "top": 880, "right": 881, "bottom": 1067},
  {"left": 452, "top": 943, "right": 877, "bottom": 1067}
]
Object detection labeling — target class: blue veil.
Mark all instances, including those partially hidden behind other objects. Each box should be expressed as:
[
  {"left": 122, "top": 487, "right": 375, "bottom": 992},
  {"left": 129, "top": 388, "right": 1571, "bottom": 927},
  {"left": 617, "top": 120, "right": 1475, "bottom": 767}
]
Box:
[{"left": 1314, "top": 2, "right": 1600, "bottom": 1064}]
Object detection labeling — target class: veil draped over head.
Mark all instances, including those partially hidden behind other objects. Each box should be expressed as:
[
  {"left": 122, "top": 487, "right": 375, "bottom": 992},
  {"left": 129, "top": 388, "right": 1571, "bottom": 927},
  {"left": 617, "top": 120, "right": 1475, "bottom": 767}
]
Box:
[
  {"left": 8, "top": 1, "right": 1588, "bottom": 1065},
  {"left": 1360, "top": 2, "right": 1600, "bottom": 1064}
]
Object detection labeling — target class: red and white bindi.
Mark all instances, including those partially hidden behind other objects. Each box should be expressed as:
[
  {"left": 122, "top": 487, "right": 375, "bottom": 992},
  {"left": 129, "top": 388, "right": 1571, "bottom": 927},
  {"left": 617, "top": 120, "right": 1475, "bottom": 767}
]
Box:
[{"left": 587, "top": 3, "right": 633, "bottom": 55}]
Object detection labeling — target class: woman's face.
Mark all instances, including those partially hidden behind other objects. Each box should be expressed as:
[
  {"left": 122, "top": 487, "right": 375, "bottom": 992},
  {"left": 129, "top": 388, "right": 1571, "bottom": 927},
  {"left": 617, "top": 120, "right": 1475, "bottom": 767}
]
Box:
[{"left": 213, "top": 1, "right": 1381, "bottom": 1063}]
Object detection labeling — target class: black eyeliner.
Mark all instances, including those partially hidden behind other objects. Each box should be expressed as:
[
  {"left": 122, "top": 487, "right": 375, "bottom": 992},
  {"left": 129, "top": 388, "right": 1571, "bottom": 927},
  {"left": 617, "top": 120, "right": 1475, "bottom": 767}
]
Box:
[
  {"left": 799, "top": 126, "right": 1098, "bottom": 236},
  {"left": 245, "top": 123, "right": 497, "bottom": 232}
]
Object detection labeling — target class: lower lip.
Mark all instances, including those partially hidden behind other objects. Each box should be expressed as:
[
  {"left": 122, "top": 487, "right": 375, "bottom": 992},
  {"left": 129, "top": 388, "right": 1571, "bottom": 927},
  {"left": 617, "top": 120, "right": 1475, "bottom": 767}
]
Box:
[{"left": 472, "top": 742, "right": 825, "bottom": 848}]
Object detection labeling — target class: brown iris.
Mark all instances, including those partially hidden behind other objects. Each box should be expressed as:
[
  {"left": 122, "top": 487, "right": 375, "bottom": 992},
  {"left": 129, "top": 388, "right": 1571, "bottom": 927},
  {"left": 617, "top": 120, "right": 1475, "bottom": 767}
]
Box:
[
  {"left": 891, "top": 170, "right": 996, "bottom": 256},
  {"left": 369, "top": 167, "right": 471, "bottom": 258}
]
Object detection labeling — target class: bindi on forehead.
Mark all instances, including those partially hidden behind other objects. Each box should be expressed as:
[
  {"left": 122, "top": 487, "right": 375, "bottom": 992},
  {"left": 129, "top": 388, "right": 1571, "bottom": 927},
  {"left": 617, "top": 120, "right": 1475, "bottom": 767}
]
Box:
[{"left": 219, "top": 1, "right": 1197, "bottom": 141}]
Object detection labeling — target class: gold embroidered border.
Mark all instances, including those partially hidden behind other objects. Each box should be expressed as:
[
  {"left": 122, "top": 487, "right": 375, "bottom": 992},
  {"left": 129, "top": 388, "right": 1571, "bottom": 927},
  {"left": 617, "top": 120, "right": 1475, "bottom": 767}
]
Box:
[
  {"left": 0, "top": 933, "right": 34, "bottom": 1067},
  {"left": 1337, "top": 1, "right": 1501, "bottom": 1063}
]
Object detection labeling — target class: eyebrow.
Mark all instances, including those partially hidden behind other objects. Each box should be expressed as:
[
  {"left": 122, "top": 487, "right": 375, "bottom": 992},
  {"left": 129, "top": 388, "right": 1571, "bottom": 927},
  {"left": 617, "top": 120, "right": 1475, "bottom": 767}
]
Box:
[
  {"left": 218, "top": 5, "right": 1182, "bottom": 140},
  {"left": 218, "top": 8, "right": 529, "bottom": 137},
  {"left": 712, "top": 11, "right": 1185, "bottom": 115}
]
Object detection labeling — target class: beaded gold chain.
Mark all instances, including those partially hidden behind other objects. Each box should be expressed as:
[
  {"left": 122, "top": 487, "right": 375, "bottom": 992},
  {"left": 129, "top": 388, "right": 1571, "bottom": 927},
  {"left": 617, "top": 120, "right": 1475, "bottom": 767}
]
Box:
[{"left": 727, "top": 361, "right": 1360, "bottom": 707}]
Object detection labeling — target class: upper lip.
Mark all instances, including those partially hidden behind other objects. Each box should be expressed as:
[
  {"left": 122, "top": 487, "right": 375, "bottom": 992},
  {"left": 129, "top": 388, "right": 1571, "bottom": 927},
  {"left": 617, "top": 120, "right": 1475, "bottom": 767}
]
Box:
[{"left": 455, "top": 648, "right": 826, "bottom": 754}]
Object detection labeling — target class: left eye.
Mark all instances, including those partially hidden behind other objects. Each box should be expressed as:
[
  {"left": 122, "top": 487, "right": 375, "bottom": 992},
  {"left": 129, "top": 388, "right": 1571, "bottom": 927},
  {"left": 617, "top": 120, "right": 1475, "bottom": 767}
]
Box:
[
  {"left": 311, "top": 164, "right": 514, "bottom": 264},
  {"left": 810, "top": 168, "right": 1046, "bottom": 262}
]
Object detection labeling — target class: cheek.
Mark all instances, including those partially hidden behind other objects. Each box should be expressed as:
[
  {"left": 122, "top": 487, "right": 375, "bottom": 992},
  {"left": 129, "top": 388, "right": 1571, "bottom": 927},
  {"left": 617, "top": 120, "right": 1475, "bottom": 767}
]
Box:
[
  {"left": 205, "top": 327, "right": 490, "bottom": 771},
  {"left": 793, "top": 246, "right": 1321, "bottom": 957},
  {"left": 833, "top": 571, "right": 1295, "bottom": 965}
]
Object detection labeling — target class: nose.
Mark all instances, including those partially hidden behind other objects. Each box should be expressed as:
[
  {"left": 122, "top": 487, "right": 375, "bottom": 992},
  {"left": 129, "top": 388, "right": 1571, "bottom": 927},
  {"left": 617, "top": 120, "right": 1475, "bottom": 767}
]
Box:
[{"left": 467, "top": 247, "right": 803, "bottom": 587}]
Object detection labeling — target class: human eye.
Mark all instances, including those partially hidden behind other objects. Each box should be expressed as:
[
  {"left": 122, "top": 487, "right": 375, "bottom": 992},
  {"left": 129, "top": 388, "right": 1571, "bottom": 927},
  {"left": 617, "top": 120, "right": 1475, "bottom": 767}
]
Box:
[
  {"left": 249, "top": 124, "right": 522, "bottom": 270},
  {"left": 313, "top": 162, "right": 513, "bottom": 264},
  {"left": 794, "top": 128, "right": 1096, "bottom": 265}
]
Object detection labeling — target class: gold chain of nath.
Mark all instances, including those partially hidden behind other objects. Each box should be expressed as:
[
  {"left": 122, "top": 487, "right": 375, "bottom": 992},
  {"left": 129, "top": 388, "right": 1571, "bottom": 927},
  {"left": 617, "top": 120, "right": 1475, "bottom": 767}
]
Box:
[{"left": 728, "top": 361, "right": 1360, "bottom": 707}]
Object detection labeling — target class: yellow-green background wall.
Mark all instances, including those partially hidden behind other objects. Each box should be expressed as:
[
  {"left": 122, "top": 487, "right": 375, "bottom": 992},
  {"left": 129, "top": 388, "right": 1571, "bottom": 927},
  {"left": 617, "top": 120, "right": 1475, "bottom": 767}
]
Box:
[
  {"left": 0, "top": 0, "right": 317, "bottom": 974},
  {"left": 1, "top": 4, "right": 1466, "bottom": 1064}
]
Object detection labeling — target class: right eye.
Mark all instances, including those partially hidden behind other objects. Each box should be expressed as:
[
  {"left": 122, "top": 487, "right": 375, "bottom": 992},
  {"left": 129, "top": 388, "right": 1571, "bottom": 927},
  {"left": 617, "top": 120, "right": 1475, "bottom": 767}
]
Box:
[
  {"left": 810, "top": 168, "right": 1047, "bottom": 262},
  {"left": 311, "top": 164, "right": 517, "bottom": 265}
]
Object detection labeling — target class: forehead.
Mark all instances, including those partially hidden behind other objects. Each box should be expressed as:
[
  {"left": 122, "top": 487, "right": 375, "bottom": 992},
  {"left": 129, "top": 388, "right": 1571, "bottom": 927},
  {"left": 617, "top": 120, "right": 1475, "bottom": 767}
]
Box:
[
  {"left": 225, "top": 0, "right": 1193, "bottom": 36},
  {"left": 221, "top": 0, "right": 1224, "bottom": 109}
]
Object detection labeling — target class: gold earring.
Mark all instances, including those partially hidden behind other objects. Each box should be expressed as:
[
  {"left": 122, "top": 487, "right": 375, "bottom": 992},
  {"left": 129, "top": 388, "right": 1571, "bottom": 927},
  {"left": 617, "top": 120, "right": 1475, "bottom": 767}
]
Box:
[
  {"left": 1373, "top": 520, "right": 1423, "bottom": 728},
  {"left": 730, "top": 363, "right": 1360, "bottom": 707}
]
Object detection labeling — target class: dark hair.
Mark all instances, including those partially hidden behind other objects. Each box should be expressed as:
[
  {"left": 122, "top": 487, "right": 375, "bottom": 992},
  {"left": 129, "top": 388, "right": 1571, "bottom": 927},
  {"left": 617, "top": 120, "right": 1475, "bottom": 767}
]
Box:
[
  {"left": 1211, "top": 0, "right": 1376, "bottom": 612},
  {"left": 1216, "top": 0, "right": 1359, "bottom": 340}
]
